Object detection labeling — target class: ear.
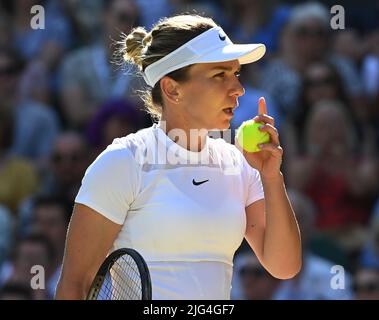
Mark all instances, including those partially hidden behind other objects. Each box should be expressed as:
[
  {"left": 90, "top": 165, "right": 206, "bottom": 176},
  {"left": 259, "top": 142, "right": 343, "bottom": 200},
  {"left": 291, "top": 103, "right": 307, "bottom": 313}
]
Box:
[{"left": 160, "top": 76, "right": 181, "bottom": 104}]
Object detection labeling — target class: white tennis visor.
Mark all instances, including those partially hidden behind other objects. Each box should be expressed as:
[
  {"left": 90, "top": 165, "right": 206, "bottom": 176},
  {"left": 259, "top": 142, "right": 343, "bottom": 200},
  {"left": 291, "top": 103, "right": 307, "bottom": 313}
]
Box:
[{"left": 143, "top": 26, "right": 266, "bottom": 87}]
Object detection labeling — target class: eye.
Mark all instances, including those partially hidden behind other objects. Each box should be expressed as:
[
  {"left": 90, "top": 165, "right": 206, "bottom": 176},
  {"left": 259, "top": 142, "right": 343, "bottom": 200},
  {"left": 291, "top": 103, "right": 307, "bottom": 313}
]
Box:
[
  {"left": 213, "top": 72, "right": 225, "bottom": 78},
  {"left": 235, "top": 71, "right": 241, "bottom": 78}
]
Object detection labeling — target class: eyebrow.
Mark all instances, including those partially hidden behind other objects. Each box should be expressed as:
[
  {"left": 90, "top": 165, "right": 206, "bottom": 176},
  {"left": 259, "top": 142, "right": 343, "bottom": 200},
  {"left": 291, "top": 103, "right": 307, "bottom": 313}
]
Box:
[{"left": 209, "top": 65, "right": 241, "bottom": 72}]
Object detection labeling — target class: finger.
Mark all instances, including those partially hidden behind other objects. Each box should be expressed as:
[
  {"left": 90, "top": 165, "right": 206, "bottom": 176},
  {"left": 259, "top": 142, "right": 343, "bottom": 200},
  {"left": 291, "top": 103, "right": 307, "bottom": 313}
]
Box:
[
  {"left": 258, "top": 143, "right": 283, "bottom": 156},
  {"left": 258, "top": 97, "right": 267, "bottom": 115},
  {"left": 259, "top": 124, "right": 280, "bottom": 145},
  {"left": 252, "top": 114, "right": 275, "bottom": 127}
]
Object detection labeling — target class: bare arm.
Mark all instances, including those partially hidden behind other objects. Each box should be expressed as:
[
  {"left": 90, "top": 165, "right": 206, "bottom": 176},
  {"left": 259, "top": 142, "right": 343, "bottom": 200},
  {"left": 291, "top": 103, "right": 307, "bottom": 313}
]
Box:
[
  {"left": 245, "top": 173, "right": 302, "bottom": 280},
  {"left": 55, "top": 204, "right": 122, "bottom": 299},
  {"left": 242, "top": 98, "right": 302, "bottom": 279}
]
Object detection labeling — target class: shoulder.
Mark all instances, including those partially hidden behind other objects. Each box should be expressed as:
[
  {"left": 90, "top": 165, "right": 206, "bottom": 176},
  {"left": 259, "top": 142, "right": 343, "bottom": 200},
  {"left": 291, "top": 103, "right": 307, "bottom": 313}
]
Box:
[
  {"left": 92, "top": 126, "right": 155, "bottom": 169},
  {"left": 111, "top": 126, "right": 155, "bottom": 155}
]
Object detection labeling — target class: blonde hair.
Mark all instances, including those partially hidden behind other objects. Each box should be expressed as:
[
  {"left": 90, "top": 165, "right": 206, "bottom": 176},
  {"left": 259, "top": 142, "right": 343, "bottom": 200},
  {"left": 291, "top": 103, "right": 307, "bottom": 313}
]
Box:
[{"left": 119, "top": 14, "right": 217, "bottom": 121}]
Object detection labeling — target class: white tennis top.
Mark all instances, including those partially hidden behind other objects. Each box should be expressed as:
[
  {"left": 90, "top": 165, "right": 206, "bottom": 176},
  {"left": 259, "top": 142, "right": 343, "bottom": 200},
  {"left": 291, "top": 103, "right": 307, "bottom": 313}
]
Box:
[{"left": 75, "top": 124, "right": 264, "bottom": 299}]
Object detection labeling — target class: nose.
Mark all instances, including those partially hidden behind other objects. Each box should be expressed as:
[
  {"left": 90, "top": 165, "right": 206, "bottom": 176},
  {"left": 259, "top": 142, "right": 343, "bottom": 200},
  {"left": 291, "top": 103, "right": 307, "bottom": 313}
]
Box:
[{"left": 230, "top": 78, "right": 245, "bottom": 98}]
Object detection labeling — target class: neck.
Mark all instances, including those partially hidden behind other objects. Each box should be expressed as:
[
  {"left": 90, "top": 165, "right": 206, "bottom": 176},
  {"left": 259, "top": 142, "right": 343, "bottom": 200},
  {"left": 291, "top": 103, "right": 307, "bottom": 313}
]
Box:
[{"left": 160, "top": 112, "right": 208, "bottom": 152}]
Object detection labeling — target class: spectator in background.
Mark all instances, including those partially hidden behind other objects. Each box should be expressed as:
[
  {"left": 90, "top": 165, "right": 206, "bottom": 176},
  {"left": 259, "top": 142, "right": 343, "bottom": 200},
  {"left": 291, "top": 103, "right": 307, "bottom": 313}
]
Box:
[
  {"left": 62, "top": 0, "right": 104, "bottom": 45},
  {"left": 0, "top": 206, "right": 14, "bottom": 267},
  {"left": 136, "top": 0, "right": 169, "bottom": 29},
  {"left": 59, "top": 0, "right": 143, "bottom": 129},
  {"left": 0, "top": 11, "right": 11, "bottom": 47},
  {"left": 259, "top": 2, "right": 363, "bottom": 118},
  {"left": 137, "top": 0, "right": 225, "bottom": 31},
  {"left": 0, "top": 46, "right": 60, "bottom": 163},
  {"left": 343, "top": 1, "right": 379, "bottom": 35},
  {"left": 11, "top": 0, "right": 72, "bottom": 62},
  {"left": 17, "top": 131, "right": 90, "bottom": 238},
  {"left": 223, "top": 0, "right": 290, "bottom": 55},
  {"left": 86, "top": 98, "right": 146, "bottom": 155},
  {"left": 272, "top": 189, "right": 353, "bottom": 300},
  {"left": 333, "top": 29, "right": 367, "bottom": 66},
  {"left": 0, "top": 282, "right": 33, "bottom": 300},
  {"left": 30, "top": 196, "right": 71, "bottom": 299},
  {"left": 361, "top": 29, "right": 379, "bottom": 147},
  {"left": 359, "top": 212, "right": 379, "bottom": 269},
  {"left": 9, "top": 0, "right": 74, "bottom": 105},
  {"left": 0, "top": 104, "right": 39, "bottom": 214},
  {"left": 41, "top": 132, "right": 91, "bottom": 204},
  {"left": 353, "top": 268, "right": 379, "bottom": 300},
  {"left": 287, "top": 100, "right": 378, "bottom": 251},
  {"left": 283, "top": 62, "right": 362, "bottom": 157},
  {"left": 362, "top": 29, "right": 379, "bottom": 100},
  {"left": 19, "top": 55, "right": 52, "bottom": 106},
  {"left": 169, "top": 0, "right": 225, "bottom": 23},
  {"left": 231, "top": 251, "right": 280, "bottom": 300},
  {"left": 0, "top": 233, "right": 55, "bottom": 300}
]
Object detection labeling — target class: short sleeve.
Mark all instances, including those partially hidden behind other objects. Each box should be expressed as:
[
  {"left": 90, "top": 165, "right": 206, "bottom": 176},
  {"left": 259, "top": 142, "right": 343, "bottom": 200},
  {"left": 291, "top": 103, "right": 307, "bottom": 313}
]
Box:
[
  {"left": 75, "top": 142, "right": 139, "bottom": 225},
  {"left": 242, "top": 157, "right": 265, "bottom": 207}
]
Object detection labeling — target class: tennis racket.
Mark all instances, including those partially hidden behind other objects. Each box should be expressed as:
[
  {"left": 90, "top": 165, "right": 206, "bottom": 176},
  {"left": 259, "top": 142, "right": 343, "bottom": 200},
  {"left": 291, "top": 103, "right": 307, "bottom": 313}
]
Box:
[{"left": 86, "top": 248, "right": 152, "bottom": 300}]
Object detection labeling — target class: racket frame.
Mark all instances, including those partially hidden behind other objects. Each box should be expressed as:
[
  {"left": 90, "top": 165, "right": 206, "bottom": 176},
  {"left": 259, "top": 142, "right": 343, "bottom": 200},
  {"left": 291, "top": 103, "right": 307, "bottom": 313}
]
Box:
[{"left": 86, "top": 248, "right": 152, "bottom": 300}]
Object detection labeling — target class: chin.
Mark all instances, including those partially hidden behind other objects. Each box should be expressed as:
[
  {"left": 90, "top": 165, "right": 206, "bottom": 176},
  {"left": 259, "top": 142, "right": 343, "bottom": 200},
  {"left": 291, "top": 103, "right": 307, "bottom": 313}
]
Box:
[
  {"left": 220, "top": 119, "right": 232, "bottom": 130},
  {"left": 203, "top": 117, "right": 232, "bottom": 131}
]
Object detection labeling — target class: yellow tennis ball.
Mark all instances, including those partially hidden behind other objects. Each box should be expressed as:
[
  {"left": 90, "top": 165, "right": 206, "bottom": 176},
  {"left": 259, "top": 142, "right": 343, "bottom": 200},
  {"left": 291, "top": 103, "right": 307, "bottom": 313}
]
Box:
[{"left": 236, "top": 120, "right": 270, "bottom": 152}]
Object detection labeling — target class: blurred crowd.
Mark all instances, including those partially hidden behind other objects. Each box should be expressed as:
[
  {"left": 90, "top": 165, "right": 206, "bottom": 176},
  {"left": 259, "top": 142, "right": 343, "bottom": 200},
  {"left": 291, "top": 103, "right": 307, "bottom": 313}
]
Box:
[{"left": 0, "top": 0, "right": 378, "bottom": 300}]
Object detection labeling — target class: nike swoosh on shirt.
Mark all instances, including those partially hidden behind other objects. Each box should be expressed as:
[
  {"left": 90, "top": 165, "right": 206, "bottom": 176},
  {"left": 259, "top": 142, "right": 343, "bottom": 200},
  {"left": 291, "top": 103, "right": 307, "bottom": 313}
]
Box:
[{"left": 192, "top": 179, "right": 209, "bottom": 186}]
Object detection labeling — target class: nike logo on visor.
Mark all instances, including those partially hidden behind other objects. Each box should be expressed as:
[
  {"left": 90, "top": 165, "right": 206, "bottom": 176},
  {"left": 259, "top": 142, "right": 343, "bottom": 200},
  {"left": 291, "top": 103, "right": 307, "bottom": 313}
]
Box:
[
  {"left": 219, "top": 33, "right": 226, "bottom": 41},
  {"left": 192, "top": 179, "right": 209, "bottom": 186}
]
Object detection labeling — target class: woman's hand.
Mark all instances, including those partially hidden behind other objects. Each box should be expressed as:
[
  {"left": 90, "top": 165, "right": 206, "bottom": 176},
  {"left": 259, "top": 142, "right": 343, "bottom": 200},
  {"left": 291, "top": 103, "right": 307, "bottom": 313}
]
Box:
[{"left": 238, "top": 97, "right": 283, "bottom": 180}]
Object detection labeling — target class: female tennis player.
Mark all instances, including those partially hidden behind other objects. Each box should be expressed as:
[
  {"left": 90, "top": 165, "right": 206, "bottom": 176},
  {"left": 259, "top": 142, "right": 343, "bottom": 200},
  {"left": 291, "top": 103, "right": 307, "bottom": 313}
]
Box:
[{"left": 56, "top": 14, "right": 301, "bottom": 300}]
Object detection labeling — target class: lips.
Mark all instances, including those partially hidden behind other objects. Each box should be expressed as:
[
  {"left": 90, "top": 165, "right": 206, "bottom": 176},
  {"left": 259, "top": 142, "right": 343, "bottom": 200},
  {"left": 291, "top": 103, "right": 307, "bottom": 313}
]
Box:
[{"left": 222, "top": 107, "right": 234, "bottom": 116}]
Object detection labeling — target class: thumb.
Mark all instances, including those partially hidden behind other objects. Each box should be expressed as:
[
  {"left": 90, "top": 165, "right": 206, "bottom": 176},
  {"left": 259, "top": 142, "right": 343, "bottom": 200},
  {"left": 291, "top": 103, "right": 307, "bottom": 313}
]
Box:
[{"left": 258, "top": 97, "right": 267, "bottom": 115}]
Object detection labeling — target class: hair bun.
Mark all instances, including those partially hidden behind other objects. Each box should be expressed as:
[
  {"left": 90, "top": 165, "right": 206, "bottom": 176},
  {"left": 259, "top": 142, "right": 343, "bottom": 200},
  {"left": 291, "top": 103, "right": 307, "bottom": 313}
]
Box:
[{"left": 123, "top": 26, "right": 148, "bottom": 67}]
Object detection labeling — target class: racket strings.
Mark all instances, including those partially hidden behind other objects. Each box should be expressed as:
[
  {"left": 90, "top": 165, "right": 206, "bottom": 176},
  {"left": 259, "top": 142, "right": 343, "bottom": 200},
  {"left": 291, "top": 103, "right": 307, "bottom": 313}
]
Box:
[{"left": 96, "top": 254, "right": 143, "bottom": 300}]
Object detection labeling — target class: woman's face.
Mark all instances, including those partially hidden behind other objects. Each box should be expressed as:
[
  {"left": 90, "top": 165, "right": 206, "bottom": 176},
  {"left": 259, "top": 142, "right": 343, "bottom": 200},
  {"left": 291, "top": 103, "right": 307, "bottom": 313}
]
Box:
[
  {"left": 304, "top": 64, "right": 339, "bottom": 105},
  {"left": 176, "top": 60, "right": 245, "bottom": 130},
  {"left": 306, "top": 104, "right": 350, "bottom": 157},
  {"left": 289, "top": 19, "right": 328, "bottom": 62}
]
